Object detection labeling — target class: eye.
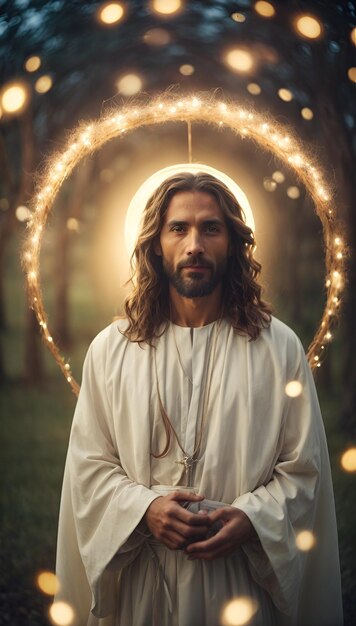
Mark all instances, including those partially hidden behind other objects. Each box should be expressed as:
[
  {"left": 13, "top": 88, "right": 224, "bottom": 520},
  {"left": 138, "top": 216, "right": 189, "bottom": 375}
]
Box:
[
  {"left": 205, "top": 224, "right": 220, "bottom": 233},
  {"left": 170, "top": 224, "right": 186, "bottom": 233}
]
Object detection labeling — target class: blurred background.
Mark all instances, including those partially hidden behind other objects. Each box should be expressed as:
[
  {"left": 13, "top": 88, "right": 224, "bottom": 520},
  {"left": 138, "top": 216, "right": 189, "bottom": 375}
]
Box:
[{"left": 0, "top": 0, "right": 355, "bottom": 624}]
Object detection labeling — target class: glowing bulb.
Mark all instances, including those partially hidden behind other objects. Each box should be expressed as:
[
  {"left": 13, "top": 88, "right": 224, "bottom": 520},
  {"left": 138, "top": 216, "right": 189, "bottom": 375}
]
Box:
[
  {"left": 97, "top": 2, "right": 124, "bottom": 25},
  {"left": 341, "top": 448, "right": 356, "bottom": 472},
  {"left": 117, "top": 73, "right": 143, "bottom": 96},
  {"left": 151, "top": 0, "right": 182, "bottom": 16},
  {"left": 334, "top": 237, "right": 342, "bottom": 245},
  {"left": 1, "top": 82, "right": 29, "bottom": 114},
  {"left": 25, "top": 55, "right": 41, "bottom": 72},
  {"left": 254, "top": 1, "right": 275, "bottom": 18},
  {"left": 35, "top": 75, "right": 53, "bottom": 94},
  {"left": 231, "top": 12, "right": 246, "bottom": 23},
  {"left": 278, "top": 88, "right": 293, "bottom": 102},
  {"left": 225, "top": 48, "right": 254, "bottom": 73},
  {"left": 285, "top": 381, "right": 303, "bottom": 398},
  {"left": 347, "top": 67, "right": 356, "bottom": 83},
  {"left": 295, "top": 14, "right": 323, "bottom": 39},
  {"left": 247, "top": 83, "right": 261, "bottom": 95},
  {"left": 296, "top": 530, "right": 316, "bottom": 551},
  {"left": 221, "top": 597, "right": 258, "bottom": 625},
  {"left": 301, "top": 107, "right": 314, "bottom": 120},
  {"left": 325, "top": 331, "right": 332, "bottom": 341},
  {"left": 37, "top": 571, "right": 60, "bottom": 596},
  {"left": 179, "top": 64, "right": 195, "bottom": 76},
  {"left": 49, "top": 601, "right": 74, "bottom": 625}
]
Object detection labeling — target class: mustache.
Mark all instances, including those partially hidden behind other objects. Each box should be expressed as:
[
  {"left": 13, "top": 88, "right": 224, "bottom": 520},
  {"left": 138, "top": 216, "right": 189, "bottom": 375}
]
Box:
[{"left": 177, "top": 257, "right": 213, "bottom": 270}]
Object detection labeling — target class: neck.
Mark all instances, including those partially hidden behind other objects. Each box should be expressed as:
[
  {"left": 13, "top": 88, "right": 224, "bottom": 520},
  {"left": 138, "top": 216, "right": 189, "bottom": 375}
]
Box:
[{"left": 169, "top": 285, "right": 223, "bottom": 327}]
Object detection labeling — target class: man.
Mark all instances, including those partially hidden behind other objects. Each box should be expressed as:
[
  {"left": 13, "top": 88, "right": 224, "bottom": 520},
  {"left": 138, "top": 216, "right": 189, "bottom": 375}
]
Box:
[{"left": 56, "top": 172, "right": 343, "bottom": 626}]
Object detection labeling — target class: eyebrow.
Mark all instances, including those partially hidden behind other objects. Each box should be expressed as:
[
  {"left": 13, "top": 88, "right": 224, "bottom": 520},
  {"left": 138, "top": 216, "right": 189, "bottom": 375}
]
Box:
[{"left": 166, "top": 218, "right": 225, "bottom": 228}]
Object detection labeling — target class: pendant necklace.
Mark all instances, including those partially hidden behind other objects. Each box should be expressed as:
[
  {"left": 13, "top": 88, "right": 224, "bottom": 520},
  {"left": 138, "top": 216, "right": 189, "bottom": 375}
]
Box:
[{"left": 153, "top": 318, "right": 221, "bottom": 486}]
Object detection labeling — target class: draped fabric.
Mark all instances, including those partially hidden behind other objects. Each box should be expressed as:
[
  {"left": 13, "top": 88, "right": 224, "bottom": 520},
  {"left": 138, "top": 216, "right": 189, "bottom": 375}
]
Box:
[{"left": 55, "top": 317, "right": 343, "bottom": 626}]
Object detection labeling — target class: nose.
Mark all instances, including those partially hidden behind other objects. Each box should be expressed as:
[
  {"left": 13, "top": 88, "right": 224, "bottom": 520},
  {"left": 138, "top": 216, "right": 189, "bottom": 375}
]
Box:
[{"left": 186, "top": 229, "right": 205, "bottom": 256}]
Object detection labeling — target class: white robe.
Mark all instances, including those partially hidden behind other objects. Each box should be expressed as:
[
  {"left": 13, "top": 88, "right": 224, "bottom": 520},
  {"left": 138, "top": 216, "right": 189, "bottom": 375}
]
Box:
[{"left": 55, "top": 317, "right": 343, "bottom": 626}]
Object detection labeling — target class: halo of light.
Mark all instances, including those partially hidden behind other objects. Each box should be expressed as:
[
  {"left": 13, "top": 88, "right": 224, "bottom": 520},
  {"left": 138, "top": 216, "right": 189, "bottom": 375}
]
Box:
[
  {"left": 295, "top": 14, "right": 323, "bottom": 39},
  {"left": 1, "top": 82, "right": 29, "bottom": 114},
  {"left": 296, "top": 530, "right": 316, "bottom": 551},
  {"left": 221, "top": 596, "right": 258, "bottom": 625},
  {"left": 247, "top": 83, "right": 261, "bottom": 95},
  {"left": 35, "top": 75, "right": 53, "bottom": 94},
  {"left": 25, "top": 55, "right": 41, "bottom": 72},
  {"left": 301, "top": 107, "right": 314, "bottom": 120},
  {"left": 49, "top": 601, "right": 74, "bottom": 626},
  {"left": 150, "top": 0, "right": 182, "bottom": 16},
  {"left": 179, "top": 64, "right": 195, "bottom": 76},
  {"left": 285, "top": 380, "right": 303, "bottom": 397},
  {"left": 117, "top": 73, "right": 142, "bottom": 96},
  {"left": 97, "top": 2, "right": 125, "bottom": 25},
  {"left": 341, "top": 447, "right": 356, "bottom": 472},
  {"left": 125, "top": 163, "right": 255, "bottom": 256},
  {"left": 225, "top": 49, "right": 254, "bottom": 73},
  {"left": 37, "top": 571, "right": 60, "bottom": 595},
  {"left": 22, "top": 93, "right": 345, "bottom": 394},
  {"left": 254, "top": 1, "right": 275, "bottom": 18}
]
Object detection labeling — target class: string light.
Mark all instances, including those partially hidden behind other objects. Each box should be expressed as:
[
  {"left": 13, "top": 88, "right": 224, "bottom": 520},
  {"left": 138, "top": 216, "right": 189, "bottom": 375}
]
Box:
[{"left": 22, "top": 93, "right": 346, "bottom": 394}]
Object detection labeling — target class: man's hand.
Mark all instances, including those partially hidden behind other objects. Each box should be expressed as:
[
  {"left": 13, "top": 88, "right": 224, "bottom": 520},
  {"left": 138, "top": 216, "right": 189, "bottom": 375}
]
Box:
[
  {"left": 184, "top": 507, "right": 257, "bottom": 560},
  {"left": 144, "top": 491, "right": 211, "bottom": 550}
]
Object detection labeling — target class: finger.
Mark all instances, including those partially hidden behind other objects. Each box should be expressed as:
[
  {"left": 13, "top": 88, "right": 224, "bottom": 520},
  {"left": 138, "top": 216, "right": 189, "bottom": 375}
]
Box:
[
  {"left": 170, "top": 491, "right": 205, "bottom": 502},
  {"left": 175, "top": 506, "right": 212, "bottom": 527},
  {"left": 207, "top": 507, "right": 231, "bottom": 524},
  {"left": 185, "top": 525, "right": 229, "bottom": 554}
]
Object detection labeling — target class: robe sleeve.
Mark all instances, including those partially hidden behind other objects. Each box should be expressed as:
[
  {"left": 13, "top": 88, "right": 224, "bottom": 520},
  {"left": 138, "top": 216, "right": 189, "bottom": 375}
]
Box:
[
  {"left": 55, "top": 329, "right": 160, "bottom": 623},
  {"left": 232, "top": 338, "right": 343, "bottom": 626}
]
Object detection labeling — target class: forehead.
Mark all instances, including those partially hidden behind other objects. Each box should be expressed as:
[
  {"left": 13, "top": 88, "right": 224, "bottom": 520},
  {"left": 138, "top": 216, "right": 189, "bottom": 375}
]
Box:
[{"left": 163, "top": 190, "right": 224, "bottom": 222}]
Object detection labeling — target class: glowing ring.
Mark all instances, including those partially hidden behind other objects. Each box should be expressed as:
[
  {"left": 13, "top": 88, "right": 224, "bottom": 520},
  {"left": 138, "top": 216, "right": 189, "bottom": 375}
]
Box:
[
  {"left": 23, "top": 93, "right": 345, "bottom": 395},
  {"left": 125, "top": 162, "right": 255, "bottom": 256}
]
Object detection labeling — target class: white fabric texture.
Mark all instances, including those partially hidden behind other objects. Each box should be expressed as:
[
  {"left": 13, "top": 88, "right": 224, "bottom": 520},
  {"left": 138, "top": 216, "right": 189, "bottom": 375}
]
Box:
[{"left": 55, "top": 317, "right": 343, "bottom": 626}]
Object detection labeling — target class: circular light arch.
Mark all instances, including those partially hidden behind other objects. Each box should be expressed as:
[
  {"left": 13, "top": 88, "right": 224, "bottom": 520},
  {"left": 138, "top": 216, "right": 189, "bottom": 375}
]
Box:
[{"left": 23, "top": 93, "right": 345, "bottom": 394}]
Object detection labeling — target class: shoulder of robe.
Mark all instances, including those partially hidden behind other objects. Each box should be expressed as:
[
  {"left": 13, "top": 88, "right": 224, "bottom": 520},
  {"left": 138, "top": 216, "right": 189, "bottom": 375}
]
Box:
[
  {"left": 262, "top": 316, "right": 306, "bottom": 366},
  {"left": 87, "top": 318, "right": 130, "bottom": 362}
]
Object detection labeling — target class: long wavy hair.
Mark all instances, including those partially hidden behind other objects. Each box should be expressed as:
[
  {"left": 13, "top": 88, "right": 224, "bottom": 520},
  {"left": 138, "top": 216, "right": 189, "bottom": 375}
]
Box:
[{"left": 124, "top": 172, "right": 271, "bottom": 344}]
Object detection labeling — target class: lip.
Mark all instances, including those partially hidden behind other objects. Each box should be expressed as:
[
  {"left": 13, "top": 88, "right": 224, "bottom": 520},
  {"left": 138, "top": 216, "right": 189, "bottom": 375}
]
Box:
[{"left": 182, "top": 266, "right": 209, "bottom": 271}]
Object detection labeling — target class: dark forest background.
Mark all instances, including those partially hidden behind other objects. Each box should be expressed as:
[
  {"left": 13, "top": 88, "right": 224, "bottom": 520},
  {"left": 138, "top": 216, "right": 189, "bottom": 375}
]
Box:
[{"left": 0, "top": 1, "right": 355, "bottom": 624}]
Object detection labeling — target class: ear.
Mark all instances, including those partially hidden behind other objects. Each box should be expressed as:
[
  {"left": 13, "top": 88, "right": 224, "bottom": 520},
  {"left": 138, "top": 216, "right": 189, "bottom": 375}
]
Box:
[{"left": 153, "top": 238, "right": 162, "bottom": 256}]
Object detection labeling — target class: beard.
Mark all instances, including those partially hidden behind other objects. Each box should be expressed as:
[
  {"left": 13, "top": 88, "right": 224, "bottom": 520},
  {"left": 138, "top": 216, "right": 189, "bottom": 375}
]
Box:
[{"left": 162, "top": 255, "right": 228, "bottom": 298}]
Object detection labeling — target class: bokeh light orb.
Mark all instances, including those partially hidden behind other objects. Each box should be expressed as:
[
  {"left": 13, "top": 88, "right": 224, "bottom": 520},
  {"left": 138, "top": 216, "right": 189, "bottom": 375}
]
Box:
[
  {"left": 225, "top": 48, "right": 254, "bottom": 73},
  {"left": 351, "top": 27, "right": 356, "bottom": 46},
  {"left": 285, "top": 380, "right": 303, "bottom": 397},
  {"left": 117, "top": 73, "right": 142, "bottom": 96},
  {"left": 231, "top": 13, "right": 246, "bottom": 23},
  {"left": 287, "top": 186, "right": 301, "bottom": 199},
  {"left": 247, "top": 83, "right": 261, "bottom": 95},
  {"left": 296, "top": 530, "right": 316, "bottom": 551},
  {"left": 278, "top": 88, "right": 293, "bottom": 102},
  {"left": 35, "top": 75, "right": 53, "bottom": 94},
  {"left": 221, "top": 597, "right": 258, "bottom": 625},
  {"left": 143, "top": 28, "right": 171, "bottom": 46},
  {"left": 272, "top": 170, "right": 285, "bottom": 183},
  {"left": 347, "top": 67, "right": 356, "bottom": 83},
  {"left": 263, "top": 178, "right": 277, "bottom": 192},
  {"left": 179, "top": 64, "right": 195, "bottom": 76},
  {"left": 254, "top": 1, "right": 275, "bottom": 18},
  {"left": 97, "top": 2, "right": 124, "bottom": 25},
  {"left": 301, "top": 107, "right": 314, "bottom": 120},
  {"left": 37, "top": 571, "right": 60, "bottom": 595},
  {"left": 150, "top": 0, "right": 183, "bottom": 16},
  {"left": 1, "top": 82, "right": 29, "bottom": 114},
  {"left": 341, "top": 447, "right": 356, "bottom": 472},
  {"left": 125, "top": 163, "right": 255, "bottom": 256},
  {"left": 25, "top": 55, "right": 41, "bottom": 72},
  {"left": 295, "top": 14, "right": 323, "bottom": 39},
  {"left": 49, "top": 601, "right": 74, "bottom": 625}
]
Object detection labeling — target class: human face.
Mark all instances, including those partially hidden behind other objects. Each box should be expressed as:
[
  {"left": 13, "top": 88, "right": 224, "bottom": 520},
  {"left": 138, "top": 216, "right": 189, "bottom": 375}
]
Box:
[{"left": 156, "top": 191, "right": 230, "bottom": 298}]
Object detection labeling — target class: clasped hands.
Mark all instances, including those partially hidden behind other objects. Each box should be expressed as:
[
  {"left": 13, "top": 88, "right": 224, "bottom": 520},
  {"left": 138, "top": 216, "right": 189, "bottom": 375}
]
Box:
[{"left": 144, "top": 491, "right": 256, "bottom": 561}]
